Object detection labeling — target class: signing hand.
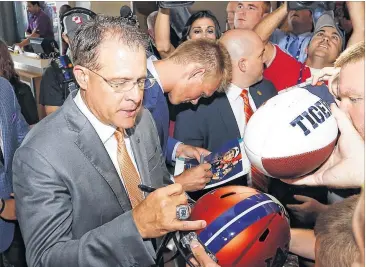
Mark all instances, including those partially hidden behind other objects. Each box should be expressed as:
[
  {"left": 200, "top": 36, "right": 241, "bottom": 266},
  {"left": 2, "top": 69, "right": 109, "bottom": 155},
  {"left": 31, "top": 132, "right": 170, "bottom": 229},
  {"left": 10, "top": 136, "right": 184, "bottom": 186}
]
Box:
[
  {"left": 175, "top": 163, "right": 213, "bottom": 192},
  {"left": 281, "top": 104, "right": 364, "bottom": 188},
  {"left": 287, "top": 195, "right": 328, "bottom": 224},
  {"left": 132, "top": 184, "right": 206, "bottom": 239},
  {"left": 176, "top": 144, "right": 211, "bottom": 161}
]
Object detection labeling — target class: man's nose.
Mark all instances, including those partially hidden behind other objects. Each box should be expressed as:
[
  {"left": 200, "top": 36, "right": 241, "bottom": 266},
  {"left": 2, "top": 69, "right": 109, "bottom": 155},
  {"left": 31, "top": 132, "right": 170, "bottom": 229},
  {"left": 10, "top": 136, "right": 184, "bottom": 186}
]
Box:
[
  {"left": 125, "top": 84, "right": 143, "bottom": 103},
  {"left": 238, "top": 10, "right": 246, "bottom": 16},
  {"left": 321, "top": 35, "right": 330, "bottom": 43}
]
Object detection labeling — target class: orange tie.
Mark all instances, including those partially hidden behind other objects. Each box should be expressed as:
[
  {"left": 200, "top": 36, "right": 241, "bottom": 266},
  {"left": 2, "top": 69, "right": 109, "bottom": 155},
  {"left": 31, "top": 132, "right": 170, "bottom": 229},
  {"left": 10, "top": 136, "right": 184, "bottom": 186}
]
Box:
[
  {"left": 240, "top": 90, "right": 268, "bottom": 192},
  {"left": 115, "top": 128, "right": 144, "bottom": 208}
]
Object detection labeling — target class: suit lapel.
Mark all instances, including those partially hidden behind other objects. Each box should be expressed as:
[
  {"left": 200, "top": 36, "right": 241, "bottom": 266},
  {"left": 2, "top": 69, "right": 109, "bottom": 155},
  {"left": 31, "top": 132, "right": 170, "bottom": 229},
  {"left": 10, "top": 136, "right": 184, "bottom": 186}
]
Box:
[
  {"left": 216, "top": 94, "right": 241, "bottom": 138},
  {"left": 127, "top": 127, "right": 151, "bottom": 188},
  {"left": 63, "top": 91, "right": 131, "bottom": 211},
  {"left": 249, "top": 84, "right": 266, "bottom": 108},
  {"left": 75, "top": 124, "right": 131, "bottom": 211}
]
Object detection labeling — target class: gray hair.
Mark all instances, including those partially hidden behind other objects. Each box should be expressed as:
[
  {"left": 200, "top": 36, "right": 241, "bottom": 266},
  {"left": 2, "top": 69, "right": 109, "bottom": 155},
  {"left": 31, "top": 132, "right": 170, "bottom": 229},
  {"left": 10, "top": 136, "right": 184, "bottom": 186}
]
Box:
[{"left": 71, "top": 15, "right": 148, "bottom": 71}]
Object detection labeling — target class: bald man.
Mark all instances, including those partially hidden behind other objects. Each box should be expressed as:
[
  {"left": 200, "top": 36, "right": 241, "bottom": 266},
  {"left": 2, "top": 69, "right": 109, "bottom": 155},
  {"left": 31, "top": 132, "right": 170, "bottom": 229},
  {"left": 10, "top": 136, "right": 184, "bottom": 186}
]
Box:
[{"left": 174, "top": 29, "right": 277, "bottom": 199}]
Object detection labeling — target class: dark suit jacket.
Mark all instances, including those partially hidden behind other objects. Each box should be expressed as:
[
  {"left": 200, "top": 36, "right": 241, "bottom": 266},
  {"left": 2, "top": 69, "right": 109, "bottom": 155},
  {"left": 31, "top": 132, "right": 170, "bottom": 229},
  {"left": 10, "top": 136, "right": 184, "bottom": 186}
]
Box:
[
  {"left": 13, "top": 90, "right": 171, "bottom": 267},
  {"left": 174, "top": 80, "right": 277, "bottom": 151},
  {"left": 0, "top": 77, "right": 29, "bottom": 253},
  {"left": 143, "top": 70, "right": 180, "bottom": 165},
  {"left": 174, "top": 80, "right": 277, "bottom": 199}
]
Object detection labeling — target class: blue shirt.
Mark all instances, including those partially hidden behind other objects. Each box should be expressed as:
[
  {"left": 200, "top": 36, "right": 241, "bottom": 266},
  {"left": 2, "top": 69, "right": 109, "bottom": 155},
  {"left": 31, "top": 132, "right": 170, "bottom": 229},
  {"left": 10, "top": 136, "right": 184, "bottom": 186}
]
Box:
[
  {"left": 26, "top": 10, "right": 54, "bottom": 39},
  {"left": 270, "top": 29, "right": 313, "bottom": 63}
]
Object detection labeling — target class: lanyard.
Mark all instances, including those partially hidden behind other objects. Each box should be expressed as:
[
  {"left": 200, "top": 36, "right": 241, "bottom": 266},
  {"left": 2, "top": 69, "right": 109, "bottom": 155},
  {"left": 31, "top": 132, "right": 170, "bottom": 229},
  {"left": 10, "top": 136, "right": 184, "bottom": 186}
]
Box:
[
  {"left": 284, "top": 35, "right": 307, "bottom": 61},
  {"left": 297, "top": 64, "right": 306, "bottom": 84}
]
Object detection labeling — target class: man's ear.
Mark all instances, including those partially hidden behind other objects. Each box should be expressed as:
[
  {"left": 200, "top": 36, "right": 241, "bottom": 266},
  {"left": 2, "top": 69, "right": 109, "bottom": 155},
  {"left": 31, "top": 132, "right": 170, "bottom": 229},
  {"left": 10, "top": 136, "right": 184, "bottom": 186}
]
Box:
[
  {"left": 238, "top": 58, "right": 247, "bottom": 73},
  {"left": 188, "top": 67, "right": 206, "bottom": 81},
  {"left": 73, "top": 66, "right": 88, "bottom": 90}
]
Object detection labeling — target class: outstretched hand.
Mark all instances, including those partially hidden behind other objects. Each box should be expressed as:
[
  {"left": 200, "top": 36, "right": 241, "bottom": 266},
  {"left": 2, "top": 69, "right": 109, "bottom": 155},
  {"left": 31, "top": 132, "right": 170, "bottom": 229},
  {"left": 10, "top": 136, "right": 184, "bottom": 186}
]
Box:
[
  {"left": 132, "top": 184, "right": 206, "bottom": 239},
  {"left": 281, "top": 104, "right": 364, "bottom": 188},
  {"left": 287, "top": 195, "right": 328, "bottom": 224},
  {"left": 310, "top": 66, "right": 341, "bottom": 99}
]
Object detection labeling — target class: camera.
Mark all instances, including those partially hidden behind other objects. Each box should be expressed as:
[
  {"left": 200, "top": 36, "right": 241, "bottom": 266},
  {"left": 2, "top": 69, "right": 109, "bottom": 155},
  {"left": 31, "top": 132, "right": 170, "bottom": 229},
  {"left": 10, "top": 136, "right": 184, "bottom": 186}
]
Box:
[
  {"left": 120, "top": 5, "right": 138, "bottom": 26},
  {"left": 287, "top": 1, "right": 335, "bottom": 12},
  {"left": 157, "top": 1, "right": 195, "bottom": 9}
]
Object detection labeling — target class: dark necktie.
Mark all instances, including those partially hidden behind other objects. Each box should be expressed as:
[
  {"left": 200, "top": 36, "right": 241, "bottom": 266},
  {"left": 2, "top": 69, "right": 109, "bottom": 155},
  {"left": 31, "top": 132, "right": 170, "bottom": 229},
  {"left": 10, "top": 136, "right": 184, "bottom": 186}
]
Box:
[{"left": 288, "top": 36, "right": 300, "bottom": 60}]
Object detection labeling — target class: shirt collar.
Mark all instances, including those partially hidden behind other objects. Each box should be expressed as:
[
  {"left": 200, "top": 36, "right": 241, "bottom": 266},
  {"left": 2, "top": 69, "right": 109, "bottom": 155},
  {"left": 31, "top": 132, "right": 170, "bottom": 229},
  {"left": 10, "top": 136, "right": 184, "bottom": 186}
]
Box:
[
  {"left": 225, "top": 83, "right": 248, "bottom": 101},
  {"left": 73, "top": 90, "right": 116, "bottom": 144},
  {"left": 146, "top": 55, "right": 164, "bottom": 93},
  {"left": 290, "top": 31, "right": 313, "bottom": 40}
]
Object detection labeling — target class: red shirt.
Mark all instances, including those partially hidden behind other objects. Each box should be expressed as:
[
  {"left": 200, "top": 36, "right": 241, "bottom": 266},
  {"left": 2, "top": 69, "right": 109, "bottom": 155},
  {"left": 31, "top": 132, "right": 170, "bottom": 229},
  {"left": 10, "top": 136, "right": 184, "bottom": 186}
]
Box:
[{"left": 263, "top": 45, "right": 311, "bottom": 91}]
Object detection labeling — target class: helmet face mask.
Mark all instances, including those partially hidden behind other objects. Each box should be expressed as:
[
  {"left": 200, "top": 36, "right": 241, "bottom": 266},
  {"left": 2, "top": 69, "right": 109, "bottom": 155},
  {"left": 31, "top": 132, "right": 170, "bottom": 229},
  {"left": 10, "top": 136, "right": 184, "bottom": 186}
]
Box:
[
  {"left": 155, "top": 230, "right": 217, "bottom": 267},
  {"left": 180, "top": 232, "right": 218, "bottom": 266}
]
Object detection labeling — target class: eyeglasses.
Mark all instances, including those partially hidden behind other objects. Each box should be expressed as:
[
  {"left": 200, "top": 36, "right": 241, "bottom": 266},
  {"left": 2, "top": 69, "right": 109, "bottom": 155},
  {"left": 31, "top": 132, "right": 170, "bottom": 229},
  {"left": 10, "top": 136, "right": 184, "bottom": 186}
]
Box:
[{"left": 86, "top": 68, "right": 156, "bottom": 93}]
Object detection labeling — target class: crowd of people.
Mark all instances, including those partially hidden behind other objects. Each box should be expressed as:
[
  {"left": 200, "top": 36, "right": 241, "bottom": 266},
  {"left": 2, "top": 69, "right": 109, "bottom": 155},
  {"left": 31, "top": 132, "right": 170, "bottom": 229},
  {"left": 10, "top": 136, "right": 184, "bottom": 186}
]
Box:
[{"left": 0, "top": 1, "right": 364, "bottom": 267}]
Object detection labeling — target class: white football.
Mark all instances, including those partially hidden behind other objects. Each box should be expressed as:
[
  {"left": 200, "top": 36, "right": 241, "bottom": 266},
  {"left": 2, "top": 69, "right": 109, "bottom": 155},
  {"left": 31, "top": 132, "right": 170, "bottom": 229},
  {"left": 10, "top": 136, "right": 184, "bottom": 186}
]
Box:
[{"left": 244, "top": 88, "right": 338, "bottom": 179}]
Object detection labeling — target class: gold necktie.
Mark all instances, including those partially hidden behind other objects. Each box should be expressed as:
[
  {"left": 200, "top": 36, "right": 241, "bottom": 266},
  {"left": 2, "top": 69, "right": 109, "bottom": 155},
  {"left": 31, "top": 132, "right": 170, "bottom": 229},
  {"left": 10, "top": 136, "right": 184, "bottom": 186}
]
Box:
[{"left": 115, "top": 128, "right": 144, "bottom": 208}]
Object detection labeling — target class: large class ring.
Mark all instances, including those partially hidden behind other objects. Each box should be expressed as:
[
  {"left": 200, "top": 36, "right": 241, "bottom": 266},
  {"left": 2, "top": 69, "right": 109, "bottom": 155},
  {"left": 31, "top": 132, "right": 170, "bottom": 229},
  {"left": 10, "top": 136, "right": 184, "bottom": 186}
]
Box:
[{"left": 176, "top": 204, "right": 190, "bottom": 220}]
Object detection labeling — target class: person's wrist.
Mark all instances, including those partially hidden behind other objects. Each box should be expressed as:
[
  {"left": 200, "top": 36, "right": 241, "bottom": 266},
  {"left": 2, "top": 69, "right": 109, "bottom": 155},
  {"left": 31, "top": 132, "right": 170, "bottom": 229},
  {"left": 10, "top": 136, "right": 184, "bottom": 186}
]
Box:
[
  {"left": 173, "top": 174, "right": 182, "bottom": 185},
  {"left": 173, "top": 175, "right": 188, "bottom": 191},
  {"left": 318, "top": 203, "right": 328, "bottom": 213},
  {"left": 160, "top": 7, "right": 170, "bottom": 15},
  {"left": 175, "top": 143, "right": 184, "bottom": 157},
  {"left": 132, "top": 207, "right": 148, "bottom": 239}
]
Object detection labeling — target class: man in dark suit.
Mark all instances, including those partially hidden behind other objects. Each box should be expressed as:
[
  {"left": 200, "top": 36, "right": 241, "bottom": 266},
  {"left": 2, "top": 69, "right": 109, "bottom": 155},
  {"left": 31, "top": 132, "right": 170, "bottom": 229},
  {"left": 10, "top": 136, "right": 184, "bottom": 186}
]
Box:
[
  {"left": 143, "top": 38, "right": 232, "bottom": 192},
  {"left": 175, "top": 29, "right": 277, "bottom": 199},
  {"left": 0, "top": 77, "right": 29, "bottom": 267},
  {"left": 12, "top": 16, "right": 206, "bottom": 267}
]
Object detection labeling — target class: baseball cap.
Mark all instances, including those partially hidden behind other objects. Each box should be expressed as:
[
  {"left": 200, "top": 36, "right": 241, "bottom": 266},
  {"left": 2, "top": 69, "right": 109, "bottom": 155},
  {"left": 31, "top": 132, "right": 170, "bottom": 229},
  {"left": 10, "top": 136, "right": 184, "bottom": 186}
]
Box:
[
  {"left": 312, "top": 13, "right": 345, "bottom": 49},
  {"left": 61, "top": 8, "right": 96, "bottom": 40}
]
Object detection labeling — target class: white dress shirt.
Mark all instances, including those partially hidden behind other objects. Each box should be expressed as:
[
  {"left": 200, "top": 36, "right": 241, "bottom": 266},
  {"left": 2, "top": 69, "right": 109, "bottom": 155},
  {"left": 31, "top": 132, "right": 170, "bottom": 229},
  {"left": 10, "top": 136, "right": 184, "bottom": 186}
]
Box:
[
  {"left": 73, "top": 91, "right": 140, "bottom": 186},
  {"left": 147, "top": 55, "right": 163, "bottom": 89},
  {"left": 225, "top": 83, "right": 257, "bottom": 138}
]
